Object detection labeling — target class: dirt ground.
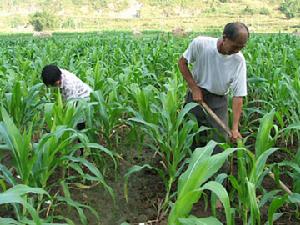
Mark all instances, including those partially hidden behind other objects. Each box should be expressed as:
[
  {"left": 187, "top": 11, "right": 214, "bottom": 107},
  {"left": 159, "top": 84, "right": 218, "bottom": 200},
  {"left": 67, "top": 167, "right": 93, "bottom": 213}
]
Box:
[
  {"left": 64, "top": 147, "right": 166, "bottom": 225},
  {"left": 57, "top": 143, "right": 299, "bottom": 225},
  {"left": 1, "top": 135, "right": 299, "bottom": 225}
]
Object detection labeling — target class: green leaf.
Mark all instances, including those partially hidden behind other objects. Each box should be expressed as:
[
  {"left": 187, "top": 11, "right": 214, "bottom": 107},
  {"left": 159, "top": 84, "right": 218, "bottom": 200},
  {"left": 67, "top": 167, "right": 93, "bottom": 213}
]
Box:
[
  {"left": 63, "top": 156, "right": 114, "bottom": 201},
  {"left": 268, "top": 195, "right": 288, "bottom": 225},
  {"left": 0, "top": 217, "right": 22, "bottom": 225},
  {"left": 168, "top": 142, "right": 238, "bottom": 225},
  {"left": 283, "top": 122, "right": 300, "bottom": 130},
  {"left": 0, "top": 185, "right": 48, "bottom": 225},
  {"left": 247, "top": 181, "right": 260, "bottom": 225},
  {"left": 57, "top": 196, "right": 99, "bottom": 225},
  {"left": 70, "top": 142, "right": 117, "bottom": 169},
  {"left": 255, "top": 110, "right": 277, "bottom": 157},
  {"left": 0, "top": 184, "right": 48, "bottom": 203},
  {"left": 259, "top": 190, "right": 281, "bottom": 208},
  {"left": 0, "top": 164, "right": 16, "bottom": 186},
  {"left": 288, "top": 193, "right": 300, "bottom": 203},
  {"left": 202, "top": 181, "right": 232, "bottom": 225},
  {"left": 178, "top": 141, "right": 217, "bottom": 195},
  {"left": 176, "top": 102, "right": 198, "bottom": 127},
  {"left": 179, "top": 216, "right": 223, "bottom": 225},
  {"left": 251, "top": 148, "right": 279, "bottom": 184}
]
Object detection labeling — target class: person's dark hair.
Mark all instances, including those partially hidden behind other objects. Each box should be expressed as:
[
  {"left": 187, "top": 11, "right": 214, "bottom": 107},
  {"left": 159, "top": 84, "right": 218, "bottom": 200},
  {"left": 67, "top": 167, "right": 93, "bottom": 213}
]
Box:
[
  {"left": 223, "top": 22, "right": 249, "bottom": 41},
  {"left": 41, "top": 64, "right": 62, "bottom": 86}
]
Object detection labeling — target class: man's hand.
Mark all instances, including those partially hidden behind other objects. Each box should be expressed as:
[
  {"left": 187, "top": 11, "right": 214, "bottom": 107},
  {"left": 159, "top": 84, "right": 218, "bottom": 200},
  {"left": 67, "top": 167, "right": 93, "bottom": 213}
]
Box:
[
  {"left": 231, "top": 129, "right": 242, "bottom": 142},
  {"left": 232, "top": 97, "right": 243, "bottom": 142},
  {"left": 191, "top": 86, "right": 203, "bottom": 103}
]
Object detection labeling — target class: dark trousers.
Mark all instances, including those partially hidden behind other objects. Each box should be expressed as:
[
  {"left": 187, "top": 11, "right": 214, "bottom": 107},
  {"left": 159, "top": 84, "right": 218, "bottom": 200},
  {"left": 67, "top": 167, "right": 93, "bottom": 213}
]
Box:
[
  {"left": 77, "top": 122, "right": 86, "bottom": 131},
  {"left": 185, "top": 88, "right": 229, "bottom": 152},
  {"left": 76, "top": 122, "right": 85, "bottom": 155}
]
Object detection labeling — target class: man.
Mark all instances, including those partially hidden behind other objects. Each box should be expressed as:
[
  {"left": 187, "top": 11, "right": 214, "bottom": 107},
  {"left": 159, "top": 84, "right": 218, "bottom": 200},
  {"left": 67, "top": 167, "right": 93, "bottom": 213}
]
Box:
[
  {"left": 41, "top": 64, "right": 92, "bottom": 135},
  {"left": 178, "top": 22, "right": 249, "bottom": 146},
  {"left": 41, "top": 64, "right": 92, "bottom": 102}
]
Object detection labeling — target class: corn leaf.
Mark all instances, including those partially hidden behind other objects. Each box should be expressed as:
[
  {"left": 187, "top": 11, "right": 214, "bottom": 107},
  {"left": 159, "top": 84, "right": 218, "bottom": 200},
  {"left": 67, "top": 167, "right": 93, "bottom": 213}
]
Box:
[{"left": 179, "top": 216, "right": 223, "bottom": 225}]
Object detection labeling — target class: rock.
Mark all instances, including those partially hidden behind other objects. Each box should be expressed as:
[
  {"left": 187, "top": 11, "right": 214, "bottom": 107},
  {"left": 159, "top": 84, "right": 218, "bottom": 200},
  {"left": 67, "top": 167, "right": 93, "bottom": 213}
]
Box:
[
  {"left": 293, "top": 30, "right": 300, "bottom": 37},
  {"left": 172, "top": 27, "right": 188, "bottom": 37},
  {"left": 33, "top": 31, "right": 52, "bottom": 38},
  {"left": 132, "top": 28, "right": 142, "bottom": 37}
]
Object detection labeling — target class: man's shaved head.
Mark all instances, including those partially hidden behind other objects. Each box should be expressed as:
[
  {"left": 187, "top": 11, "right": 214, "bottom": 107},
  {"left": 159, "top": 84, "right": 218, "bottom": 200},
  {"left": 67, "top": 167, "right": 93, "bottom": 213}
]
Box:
[{"left": 223, "top": 22, "right": 249, "bottom": 41}]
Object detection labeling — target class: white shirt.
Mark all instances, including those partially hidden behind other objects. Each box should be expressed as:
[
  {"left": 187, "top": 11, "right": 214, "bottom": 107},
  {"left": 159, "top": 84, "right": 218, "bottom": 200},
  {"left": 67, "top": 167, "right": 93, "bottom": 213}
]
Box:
[
  {"left": 59, "top": 68, "right": 92, "bottom": 100},
  {"left": 183, "top": 36, "right": 247, "bottom": 96}
]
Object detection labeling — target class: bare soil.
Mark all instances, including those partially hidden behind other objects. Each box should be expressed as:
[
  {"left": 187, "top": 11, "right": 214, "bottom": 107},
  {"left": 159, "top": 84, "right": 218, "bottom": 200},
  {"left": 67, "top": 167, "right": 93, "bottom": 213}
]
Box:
[
  {"left": 1, "top": 133, "right": 299, "bottom": 225},
  {"left": 57, "top": 141, "right": 299, "bottom": 225}
]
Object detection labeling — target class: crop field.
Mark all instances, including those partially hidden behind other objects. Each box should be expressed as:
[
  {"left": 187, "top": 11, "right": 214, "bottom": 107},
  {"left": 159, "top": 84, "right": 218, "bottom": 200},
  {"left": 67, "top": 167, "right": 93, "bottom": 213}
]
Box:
[{"left": 0, "top": 31, "right": 299, "bottom": 225}]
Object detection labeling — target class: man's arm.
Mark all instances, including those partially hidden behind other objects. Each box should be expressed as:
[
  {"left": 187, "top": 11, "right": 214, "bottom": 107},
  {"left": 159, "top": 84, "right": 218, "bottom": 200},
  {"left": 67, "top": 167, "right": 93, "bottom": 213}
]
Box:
[
  {"left": 178, "top": 57, "right": 203, "bottom": 102},
  {"left": 232, "top": 96, "right": 243, "bottom": 141}
]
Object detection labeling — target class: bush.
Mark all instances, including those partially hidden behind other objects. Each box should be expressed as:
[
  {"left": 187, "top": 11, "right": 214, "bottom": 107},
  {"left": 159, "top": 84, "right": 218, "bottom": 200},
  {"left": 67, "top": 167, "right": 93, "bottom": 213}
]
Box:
[
  {"left": 243, "top": 6, "right": 255, "bottom": 15},
  {"left": 259, "top": 7, "right": 270, "bottom": 15},
  {"left": 279, "top": 0, "right": 300, "bottom": 19},
  {"left": 30, "top": 18, "right": 43, "bottom": 31},
  {"left": 29, "top": 11, "right": 57, "bottom": 32}
]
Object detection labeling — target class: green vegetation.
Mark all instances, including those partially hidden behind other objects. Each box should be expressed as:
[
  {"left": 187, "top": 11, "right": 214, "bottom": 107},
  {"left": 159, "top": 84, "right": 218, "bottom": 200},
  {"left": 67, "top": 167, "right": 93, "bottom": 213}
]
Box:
[
  {"left": 243, "top": 6, "right": 255, "bottom": 15},
  {"left": 0, "top": 0, "right": 299, "bottom": 33},
  {"left": 29, "top": 11, "right": 58, "bottom": 31},
  {"left": 259, "top": 7, "right": 270, "bottom": 15},
  {"left": 0, "top": 31, "right": 299, "bottom": 224},
  {"left": 279, "top": 0, "right": 300, "bottom": 18}
]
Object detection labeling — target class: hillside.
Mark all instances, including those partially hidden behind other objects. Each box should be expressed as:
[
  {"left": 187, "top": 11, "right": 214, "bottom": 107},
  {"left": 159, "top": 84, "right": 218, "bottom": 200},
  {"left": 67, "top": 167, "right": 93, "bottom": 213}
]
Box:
[{"left": 0, "top": 0, "right": 299, "bottom": 33}]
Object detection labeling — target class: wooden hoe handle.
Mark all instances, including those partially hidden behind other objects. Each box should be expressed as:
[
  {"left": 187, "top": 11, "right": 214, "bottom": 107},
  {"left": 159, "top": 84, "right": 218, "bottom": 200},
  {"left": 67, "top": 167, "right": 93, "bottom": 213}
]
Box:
[{"left": 198, "top": 101, "right": 232, "bottom": 138}]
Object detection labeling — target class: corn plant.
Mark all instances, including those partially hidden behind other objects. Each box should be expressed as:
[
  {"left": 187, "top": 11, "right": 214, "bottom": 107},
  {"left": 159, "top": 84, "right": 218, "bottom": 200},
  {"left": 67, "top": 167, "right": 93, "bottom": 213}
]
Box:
[
  {"left": 275, "top": 121, "right": 300, "bottom": 194},
  {"left": 228, "top": 110, "right": 297, "bottom": 225},
  {"left": 43, "top": 88, "right": 117, "bottom": 170},
  {"left": 0, "top": 108, "right": 34, "bottom": 186},
  {"left": 89, "top": 90, "right": 128, "bottom": 148},
  {"left": 43, "top": 90, "right": 87, "bottom": 131},
  {"left": 244, "top": 34, "right": 300, "bottom": 143},
  {"left": 0, "top": 184, "right": 67, "bottom": 225},
  {"left": 126, "top": 80, "right": 206, "bottom": 209},
  {"left": 168, "top": 141, "right": 237, "bottom": 225},
  {"left": 2, "top": 82, "right": 44, "bottom": 129},
  {"left": 0, "top": 106, "right": 115, "bottom": 223}
]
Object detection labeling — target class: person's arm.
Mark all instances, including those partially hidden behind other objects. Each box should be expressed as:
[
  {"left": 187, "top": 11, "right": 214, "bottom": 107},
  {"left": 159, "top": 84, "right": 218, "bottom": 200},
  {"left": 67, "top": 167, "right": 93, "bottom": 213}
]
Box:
[
  {"left": 178, "top": 57, "right": 203, "bottom": 102},
  {"left": 231, "top": 96, "right": 243, "bottom": 141},
  {"left": 231, "top": 57, "right": 247, "bottom": 141}
]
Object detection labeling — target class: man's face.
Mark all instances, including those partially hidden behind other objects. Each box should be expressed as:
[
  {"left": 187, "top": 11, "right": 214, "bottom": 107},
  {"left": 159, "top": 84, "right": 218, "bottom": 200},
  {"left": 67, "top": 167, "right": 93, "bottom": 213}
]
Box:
[
  {"left": 222, "top": 31, "right": 248, "bottom": 55},
  {"left": 46, "top": 80, "right": 61, "bottom": 88},
  {"left": 54, "top": 80, "right": 62, "bottom": 87}
]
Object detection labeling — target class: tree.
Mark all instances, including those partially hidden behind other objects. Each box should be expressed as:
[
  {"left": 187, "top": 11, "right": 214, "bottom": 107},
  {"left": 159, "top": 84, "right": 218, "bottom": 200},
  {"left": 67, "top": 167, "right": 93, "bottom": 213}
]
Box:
[{"left": 29, "top": 11, "right": 57, "bottom": 31}]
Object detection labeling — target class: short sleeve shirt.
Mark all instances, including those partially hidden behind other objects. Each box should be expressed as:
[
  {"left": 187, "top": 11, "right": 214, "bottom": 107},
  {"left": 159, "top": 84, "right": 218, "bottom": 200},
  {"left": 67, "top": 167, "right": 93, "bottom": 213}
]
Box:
[
  {"left": 182, "top": 36, "right": 247, "bottom": 96},
  {"left": 59, "top": 68, "right": 93, "bottom": 100}
]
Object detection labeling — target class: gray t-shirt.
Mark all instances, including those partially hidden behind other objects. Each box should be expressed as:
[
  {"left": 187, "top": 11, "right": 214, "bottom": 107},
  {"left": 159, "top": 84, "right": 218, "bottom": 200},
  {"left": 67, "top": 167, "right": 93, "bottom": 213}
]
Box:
[{"left": 183, "top": 36, "right": 247, "bottom": 96}]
